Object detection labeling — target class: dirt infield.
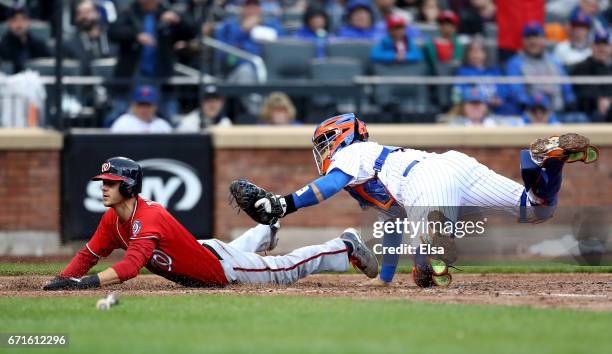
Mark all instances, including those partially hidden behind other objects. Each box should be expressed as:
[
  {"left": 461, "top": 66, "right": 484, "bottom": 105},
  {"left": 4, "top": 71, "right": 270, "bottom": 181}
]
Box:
[{"left": 2, "top": 273, "right": 611, "bottom": 311}]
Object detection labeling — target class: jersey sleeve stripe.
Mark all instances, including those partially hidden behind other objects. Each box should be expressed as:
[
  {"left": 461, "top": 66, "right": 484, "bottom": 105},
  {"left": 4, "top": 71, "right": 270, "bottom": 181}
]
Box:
[
  {"left": 129, "top": 235, "right": 159, "bottom": 240},
  {"left": 85, "top": 243, "right": 101, "bottom": 258}
]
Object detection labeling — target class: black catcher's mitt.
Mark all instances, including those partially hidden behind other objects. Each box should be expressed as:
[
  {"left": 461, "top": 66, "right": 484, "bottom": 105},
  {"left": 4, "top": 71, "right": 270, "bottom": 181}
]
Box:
[{"left": 229, "top": 179, "right": 283, "bottom": 225}]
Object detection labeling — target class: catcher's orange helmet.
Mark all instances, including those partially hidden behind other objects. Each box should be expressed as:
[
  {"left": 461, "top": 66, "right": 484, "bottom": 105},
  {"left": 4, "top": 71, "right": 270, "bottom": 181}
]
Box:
[{"left": 312, "top": 113, "right": 368, "bottom": 175}]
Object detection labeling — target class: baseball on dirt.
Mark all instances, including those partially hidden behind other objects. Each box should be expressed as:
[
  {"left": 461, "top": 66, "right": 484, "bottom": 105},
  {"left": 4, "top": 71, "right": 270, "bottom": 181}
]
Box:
[{"left": 95, "top": 293, "right": 119, "bottom": 311}]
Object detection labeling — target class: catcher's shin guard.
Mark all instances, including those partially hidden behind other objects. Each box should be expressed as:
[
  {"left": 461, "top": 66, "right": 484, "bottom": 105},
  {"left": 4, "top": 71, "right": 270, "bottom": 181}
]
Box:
[{"left": 423, "top": 210, "right": 457, "bottom": 265}]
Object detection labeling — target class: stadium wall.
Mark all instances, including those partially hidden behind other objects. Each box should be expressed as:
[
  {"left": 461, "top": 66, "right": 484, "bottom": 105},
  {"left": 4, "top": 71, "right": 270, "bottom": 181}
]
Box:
[
  {"left": 1, "top": 125, "right": 612, "bottom": 255},
  {"left": 0, "top": 129, "right": 63, "bottom": 255}
]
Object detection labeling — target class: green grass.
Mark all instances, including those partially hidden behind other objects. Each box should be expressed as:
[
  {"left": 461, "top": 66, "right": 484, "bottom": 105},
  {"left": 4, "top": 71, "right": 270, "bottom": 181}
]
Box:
[
  {"left": 0, "top": 262, "right": 148, "bottom": 276},
  {"left": 1, "top": 295, "right": 611, "bottom": 354},
  {"left": 1, "top": 262, "right": 611, "bottom": 276}
]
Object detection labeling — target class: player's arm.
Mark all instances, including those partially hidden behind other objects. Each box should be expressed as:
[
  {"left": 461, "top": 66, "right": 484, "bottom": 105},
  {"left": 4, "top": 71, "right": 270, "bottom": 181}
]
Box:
[
  {"left": 108, "top": 238, "right": 157, "bottom": 283},
  {"left": 43, "top": 238, "right": 157, "bottom": 290},
  {"left": 255, "top": 168, "right": 353, "bottom": 217},
  {"left": 286, "top": 168, "right": 353, "bottom": 211}
]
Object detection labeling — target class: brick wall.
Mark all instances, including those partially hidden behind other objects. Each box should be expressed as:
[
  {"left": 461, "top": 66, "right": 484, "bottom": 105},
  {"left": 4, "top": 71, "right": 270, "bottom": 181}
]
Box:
[
  {"left": 214, "top": 147, "right": 612, "bottom": 240},
  {"left": 0, "top": 151, "right": 60, "bottom": 231}
]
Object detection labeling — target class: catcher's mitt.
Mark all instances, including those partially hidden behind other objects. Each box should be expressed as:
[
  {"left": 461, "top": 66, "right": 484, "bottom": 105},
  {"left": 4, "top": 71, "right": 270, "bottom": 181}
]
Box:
[{"left": 229, "top": 179, "right": 282, "bottom": 225}]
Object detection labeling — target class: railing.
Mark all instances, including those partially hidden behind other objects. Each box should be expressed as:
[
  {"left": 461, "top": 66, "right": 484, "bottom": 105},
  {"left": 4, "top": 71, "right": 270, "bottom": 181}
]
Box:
[
  {"left": 200, "top": 37, "right": 268, "bottom": 83},
  {"left": 1, "top": 74, "right": 611, "bottom": 129}
]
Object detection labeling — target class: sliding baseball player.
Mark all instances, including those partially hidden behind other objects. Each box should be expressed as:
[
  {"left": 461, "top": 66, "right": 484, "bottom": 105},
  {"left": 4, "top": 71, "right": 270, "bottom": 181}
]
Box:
[{"left": 43, "top": 156, "right": 378, "bottom": 291}]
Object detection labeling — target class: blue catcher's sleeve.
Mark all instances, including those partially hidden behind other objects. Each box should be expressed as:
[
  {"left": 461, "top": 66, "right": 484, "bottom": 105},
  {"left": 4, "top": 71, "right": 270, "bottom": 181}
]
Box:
[
  {"left": 380, "top": 226, "right": 403, "bottom": 283},
  {"left": 288, "top": 168, "right": 353, "bottom": 209}
]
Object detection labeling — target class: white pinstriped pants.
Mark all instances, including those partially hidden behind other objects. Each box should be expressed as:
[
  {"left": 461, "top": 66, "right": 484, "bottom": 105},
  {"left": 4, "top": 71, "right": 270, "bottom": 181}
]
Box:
[
  {"left": 399, "top": 150, "right": 527, "bottom": 237},
  {"left": 200, "top": 225, "right": 349, "bottom": 285}
]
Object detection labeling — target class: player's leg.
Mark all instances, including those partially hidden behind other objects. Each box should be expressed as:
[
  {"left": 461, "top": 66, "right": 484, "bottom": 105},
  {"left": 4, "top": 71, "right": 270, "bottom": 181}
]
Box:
[
  {"left": 203, "top": 229, "right": 377, "bottom": 285},
  {"left": 227, "top": 223, "right": 279, "bottom": 253},
  {"left": 198, "top": 223, "right": 279, "bottom": 253},
  {"left": 437, "top": 133, "right": 598, "bottom": 221},
  {"left": 397, "top": 163, "right": 463, "bottom": 287}
]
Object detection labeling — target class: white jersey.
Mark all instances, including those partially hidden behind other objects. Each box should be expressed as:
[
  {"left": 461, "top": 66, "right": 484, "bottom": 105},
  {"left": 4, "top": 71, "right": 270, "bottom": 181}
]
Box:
[
  {"left": 328, "top": 141, "right": 436, "bottom": 206},
  {"left": 110, "top": 113, "right": 173, "bottom": 133}
]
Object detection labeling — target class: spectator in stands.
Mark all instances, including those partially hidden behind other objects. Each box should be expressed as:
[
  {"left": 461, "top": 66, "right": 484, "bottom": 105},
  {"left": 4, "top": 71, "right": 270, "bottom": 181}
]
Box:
[
  {"left": 457, "top": 0, "right": 496, "bottom": 35},
  {"left": 109, "top": 0, "right": 194, "bottom": 79},
  {"left": 216, "top": 0, "right": 281, "bottom": 87},
  {"left": 294, "top": 6, "right": 330, "bottom": 58},
  {"left": 318, "top": 0, "right": 348, "bottom": 34},
  {"left": 444, "top": 86, "right": 522, "bottom": 126},
  {"left": 110, "top": 85, "right": 172, "bottom": 133},
  {"left": 522, "top": 93, "right": 561, "bottom": 125},
  {"left": 443, "top": 86, "right": 492, "bottom": 126},
  {"left": 372, "top": 0, "right": 422, "bottom": 42},
  {"left": 453, "top": 37, "right": 512, "bottom": 114},
  {"left": 571, "top": 29, "right": 612, "bottom": 122},
  {"left": 0, "top": 6, "right": 51, "bottom": 74},
  {"left": 259, "top": 92, "right": 298, "bottom": 125},
  {"left": 424, "top": 10, "right": 463, "bottom": 73},
  {"left": 506, "top": 22, "right": 576, "bottom": 114},
  {"left": 106, "top": 0, "right": 196, "bottom": 124},
  {"left": 336, "top": 0, "right": 379, "bottom": 40},
  {"left": 177, "top": 85, "right": 232, "bottom": 131},
  {"left": 415, "top": 0, "right": 440, "bottom": 25},
  {"left": 553, "top": 11, "right": 593, "bottom": 67},
  {"left": 216, "top": 0, "right": 281, "bottom": 66},
  {"left": 370, "top": 14, "right": 423, "bottom": 64},
  {"left": 573, "top": 0, "right": 607, "bottom": 30},
  {"left": 373, "top": 0, "right": 413, "bottom": 24},
  {"left": 65, "top": 0, "right": 116, "bottom": 75}
]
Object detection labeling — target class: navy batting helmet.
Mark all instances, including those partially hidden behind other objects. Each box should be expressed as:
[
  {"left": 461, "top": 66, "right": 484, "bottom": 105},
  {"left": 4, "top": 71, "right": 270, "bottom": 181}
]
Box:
[{"left": 91, "top": 157, "right": 143, "bottom": 198}]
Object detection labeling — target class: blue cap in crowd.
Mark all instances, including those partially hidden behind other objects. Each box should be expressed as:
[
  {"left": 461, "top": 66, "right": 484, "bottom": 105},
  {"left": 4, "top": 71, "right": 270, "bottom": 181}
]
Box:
[
  {"left": 8, "top": 5, "right": 28, "bottom": 19},
  {"left": 346, "top": 0, "right": 373, "bottom": 16},
  {"left": 523, "top": 21, "right": 544, "bottom": 37},
  {"left": 132, "top": 85, "right": 159, "bottom": 104},
  {"left": 462, "top": 86, "right": 486, "bottom": 103},
  {"left": 526, "top": 93, "right": 550, "bottom": 110},
  {"left": 594, "top": 29, "right": 610, "bottom": 44},
  {"left": 570, "top": 10, "right": 592, "bottom": 27}
]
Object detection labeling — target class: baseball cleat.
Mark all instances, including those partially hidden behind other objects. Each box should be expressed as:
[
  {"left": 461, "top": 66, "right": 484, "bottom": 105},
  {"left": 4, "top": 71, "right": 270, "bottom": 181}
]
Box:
[
  {"left": 340, "top": 228, "right": 379, "bottom": 279},
  {"left": 529, "top": 133, "right": 599, "bottom": 166}
]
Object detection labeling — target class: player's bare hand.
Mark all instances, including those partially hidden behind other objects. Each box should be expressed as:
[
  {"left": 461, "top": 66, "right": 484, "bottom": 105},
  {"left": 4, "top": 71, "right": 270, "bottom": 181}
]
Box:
[
  {"left": 160, "top": 11, "right": 180, "bottom": 25},
  {"left": 137, "top": 33, "right": 156, "bottom": 47}
]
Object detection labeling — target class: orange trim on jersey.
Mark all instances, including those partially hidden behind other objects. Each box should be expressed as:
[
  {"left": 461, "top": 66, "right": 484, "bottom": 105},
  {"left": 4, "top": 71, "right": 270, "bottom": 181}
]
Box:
[{"left": 350, "top": 181, "right": 398, "bottom": 211}]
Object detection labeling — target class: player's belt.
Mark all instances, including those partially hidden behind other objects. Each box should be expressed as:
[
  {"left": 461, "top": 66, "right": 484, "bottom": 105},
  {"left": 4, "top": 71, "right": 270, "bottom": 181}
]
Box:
[{"left": 202, "top": 243, "right": 223, "bottom": 260}]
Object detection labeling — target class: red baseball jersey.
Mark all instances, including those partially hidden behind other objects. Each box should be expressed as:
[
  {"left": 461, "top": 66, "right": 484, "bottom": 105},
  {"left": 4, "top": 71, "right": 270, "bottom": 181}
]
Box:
[{"left": 83, "top": 196, "right": 228, "bottom": 287}]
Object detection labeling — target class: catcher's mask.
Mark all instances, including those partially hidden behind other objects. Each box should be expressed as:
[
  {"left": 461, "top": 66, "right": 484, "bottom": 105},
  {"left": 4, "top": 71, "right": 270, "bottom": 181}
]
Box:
[
  {"left": 91, "top": 157, "right": 143, "bottom": 198},
  {"left": 312, "top": 113, "right": 368, "bottom": 175}
]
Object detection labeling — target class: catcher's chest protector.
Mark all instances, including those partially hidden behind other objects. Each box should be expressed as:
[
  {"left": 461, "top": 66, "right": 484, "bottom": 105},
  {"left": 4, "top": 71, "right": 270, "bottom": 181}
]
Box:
[{"left": 344, "top": 146, "right": 405, "bottom": 218}]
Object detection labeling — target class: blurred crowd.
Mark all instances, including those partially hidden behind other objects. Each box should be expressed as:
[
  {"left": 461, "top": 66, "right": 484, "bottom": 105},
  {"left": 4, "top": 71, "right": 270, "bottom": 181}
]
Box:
[{"left": 1, "top": 0, "right": 612, "bottom": 131}]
